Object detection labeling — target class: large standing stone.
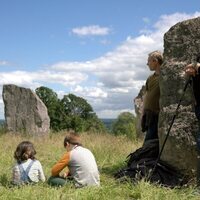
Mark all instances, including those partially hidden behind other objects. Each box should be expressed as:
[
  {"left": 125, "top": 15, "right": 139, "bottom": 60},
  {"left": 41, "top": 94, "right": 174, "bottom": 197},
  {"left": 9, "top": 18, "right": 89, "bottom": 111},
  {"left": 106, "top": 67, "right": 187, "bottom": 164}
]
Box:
[
  {"left": 2, "top": 84, "right": 50, "bottom": 135},
  {"left": 159, "top": 17, "right": 200, "bottom": 175}
]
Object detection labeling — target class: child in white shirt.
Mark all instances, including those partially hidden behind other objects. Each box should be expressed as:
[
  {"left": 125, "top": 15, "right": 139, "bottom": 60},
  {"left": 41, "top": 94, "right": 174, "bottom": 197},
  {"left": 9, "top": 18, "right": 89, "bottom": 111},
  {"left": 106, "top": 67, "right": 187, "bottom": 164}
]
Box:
[{"left": 12, "top": 141, "right": 45, "bottom": 185}]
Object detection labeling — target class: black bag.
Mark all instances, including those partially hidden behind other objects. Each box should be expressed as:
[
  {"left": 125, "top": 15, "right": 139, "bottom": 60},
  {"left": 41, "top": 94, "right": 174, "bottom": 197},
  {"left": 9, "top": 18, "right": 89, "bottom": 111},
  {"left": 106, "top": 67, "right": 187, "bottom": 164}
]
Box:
[{"left": 114, "top": 139, "right": 186, "bottom": 187}]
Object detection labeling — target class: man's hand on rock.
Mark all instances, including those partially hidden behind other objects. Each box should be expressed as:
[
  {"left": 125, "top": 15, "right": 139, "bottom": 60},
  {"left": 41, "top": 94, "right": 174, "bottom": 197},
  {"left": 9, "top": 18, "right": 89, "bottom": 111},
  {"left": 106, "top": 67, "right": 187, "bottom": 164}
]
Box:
[{"left": 184, "top": 63, "right": 200, "bottom": 77}]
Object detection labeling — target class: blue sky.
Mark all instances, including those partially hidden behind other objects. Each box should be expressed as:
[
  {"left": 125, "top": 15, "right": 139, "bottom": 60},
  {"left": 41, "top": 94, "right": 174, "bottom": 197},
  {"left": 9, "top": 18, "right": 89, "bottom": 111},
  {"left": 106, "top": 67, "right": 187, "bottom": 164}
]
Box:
[{"left": 0, "top": 0, "right": 200, "bottom": 119}]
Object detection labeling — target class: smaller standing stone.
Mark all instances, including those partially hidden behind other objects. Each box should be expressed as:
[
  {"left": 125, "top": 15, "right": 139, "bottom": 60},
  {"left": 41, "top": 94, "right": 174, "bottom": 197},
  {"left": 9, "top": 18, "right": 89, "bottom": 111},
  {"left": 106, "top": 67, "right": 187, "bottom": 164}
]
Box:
[
  {"left": 2, "top": 84, "right": 50, "bottom": 135},
  {"left": 134, "top": 85, "right": 145, "bottom": 139}
]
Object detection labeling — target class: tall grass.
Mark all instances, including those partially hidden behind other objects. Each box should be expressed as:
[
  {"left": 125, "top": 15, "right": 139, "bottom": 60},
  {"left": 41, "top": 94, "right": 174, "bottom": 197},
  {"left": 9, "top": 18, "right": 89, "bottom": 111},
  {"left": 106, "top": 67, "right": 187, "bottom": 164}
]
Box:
[{"left": 0, "top": 132, "right": 199, "bottom": 200}]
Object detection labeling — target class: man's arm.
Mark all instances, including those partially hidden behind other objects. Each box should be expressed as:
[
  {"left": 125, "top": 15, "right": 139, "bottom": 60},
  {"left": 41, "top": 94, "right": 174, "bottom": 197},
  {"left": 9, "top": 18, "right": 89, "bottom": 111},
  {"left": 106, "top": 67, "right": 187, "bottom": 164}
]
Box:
[
  {"left": 185, "top": 63, "right": 200, "bottom": 76},
  {"left": 51, "top": 152, "right": 70, "bottom": 177}
]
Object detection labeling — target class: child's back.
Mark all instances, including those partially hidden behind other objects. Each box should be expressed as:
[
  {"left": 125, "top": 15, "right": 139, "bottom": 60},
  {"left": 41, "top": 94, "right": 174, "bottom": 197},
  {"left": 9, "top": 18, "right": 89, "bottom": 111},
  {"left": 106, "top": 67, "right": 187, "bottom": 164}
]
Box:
[
  {"left": 12, "top": 141, "right": 45, "bottom": 185},
  {"left": 12, "top": 158, "right": 45, "bottom": 185},
  {"left": 49, "top": 132, "right": 100, "bottom": 187},
  {"left": 69, "top": 146, "right": 100, "bottom": 187}
]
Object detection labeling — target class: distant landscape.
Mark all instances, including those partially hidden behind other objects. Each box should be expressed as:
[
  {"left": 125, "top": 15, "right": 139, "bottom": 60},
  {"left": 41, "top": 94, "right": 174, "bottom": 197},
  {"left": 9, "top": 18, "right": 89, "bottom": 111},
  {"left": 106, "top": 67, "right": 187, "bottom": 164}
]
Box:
[
  {"left": 0, "top": 119, "right": 116, "bottom": 131},
  {"left": 100, "top": 118, "right": 116, "bottom": 131},
  {"left": 0, "top": 119, "right": 4, "bottom": 126}
]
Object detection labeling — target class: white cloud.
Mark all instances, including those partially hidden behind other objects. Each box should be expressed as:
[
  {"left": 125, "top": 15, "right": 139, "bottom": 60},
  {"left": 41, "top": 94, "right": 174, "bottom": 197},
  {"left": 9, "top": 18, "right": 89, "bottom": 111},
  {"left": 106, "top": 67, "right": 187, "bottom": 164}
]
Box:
[
  {"left": 50, "top": 12, "right": 200, "bottom": 118},
  {"left": 1, "top": 12, "right": 200, "bottom": 119},
  {"left": 153, "top": 12, "right": 200, "bottom": 33},
  {"left": 73, "top": 85, "right": 107, "bottom": 98},
  {"left": 142, "top": 17, "right": 151, "bottom": 24},
  {"left": 0, "top": 60, "right": 11, "bottom": 66},
  {"left": 100, "top": 39, "right": 111, "bottom": 45},
  {"left": 56, "top": 90, "right": 67, "bottom": 99},
  {"left": 0, "top": 71, "right": 88, "bottom": 89},
  {"left": 97, "top": 109, "right": 135, "bottom": 119},
  {"left": 72, "top": 25, "right": 111, "bottom": 36}
]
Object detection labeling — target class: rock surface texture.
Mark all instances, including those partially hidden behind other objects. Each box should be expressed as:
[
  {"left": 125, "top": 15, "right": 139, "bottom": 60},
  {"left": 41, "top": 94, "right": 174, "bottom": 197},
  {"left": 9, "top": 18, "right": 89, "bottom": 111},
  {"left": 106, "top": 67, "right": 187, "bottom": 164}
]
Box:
[
  {"left": 159, "top": 17, "right": 200, "bottom": 175},
  {"left": 134, "top": 85, "right": 145, "bottom": 139},
  {"left": 3, "top": 84, "right": 50, "bottom": 135}
]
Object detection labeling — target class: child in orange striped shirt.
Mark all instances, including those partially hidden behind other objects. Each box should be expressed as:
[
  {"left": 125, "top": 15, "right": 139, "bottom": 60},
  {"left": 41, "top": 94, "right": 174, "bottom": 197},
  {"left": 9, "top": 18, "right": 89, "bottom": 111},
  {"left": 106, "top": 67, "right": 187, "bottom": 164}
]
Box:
[{"left": 48, "top": 132, "right": 100, "bottom": 188}]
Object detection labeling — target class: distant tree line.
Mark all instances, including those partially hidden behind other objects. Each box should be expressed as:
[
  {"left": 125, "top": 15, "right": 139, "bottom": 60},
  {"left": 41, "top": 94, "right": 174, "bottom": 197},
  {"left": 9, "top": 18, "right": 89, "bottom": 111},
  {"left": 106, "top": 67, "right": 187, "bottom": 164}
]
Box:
[
  {"left": 111, "top": 112, "right": 136, "bottom": 140},
  {"left": 35, "top": 86, "right": 106, "bottom": 133},
  {"left": 35, "top": 86, "right": 136, "bottom": 139}
]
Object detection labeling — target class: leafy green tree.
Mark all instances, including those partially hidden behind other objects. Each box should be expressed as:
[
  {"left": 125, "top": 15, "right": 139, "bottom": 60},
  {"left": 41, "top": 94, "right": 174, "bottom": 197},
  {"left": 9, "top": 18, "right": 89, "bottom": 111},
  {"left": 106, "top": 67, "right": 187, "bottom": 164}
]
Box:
[
  {"left": 36, "top": 87, "right": 106, "bottom": 133},
  {"left": 111, "top": 112, "right": 136, "bottom": 140},
  {"left": 60, "top": 93, "right": 106, "bottom": 132},
  {"left": 35, "top": 86, "right": 63, "bottom": 131},
  {"left": 61, "top": 93, "right": 93, "bottom": 118},
  {"left": 84, "top": 113, "right": 107, "bottom": 133},
  {"left": 36, "top": 86, "right": 58, "bottom": 106}
]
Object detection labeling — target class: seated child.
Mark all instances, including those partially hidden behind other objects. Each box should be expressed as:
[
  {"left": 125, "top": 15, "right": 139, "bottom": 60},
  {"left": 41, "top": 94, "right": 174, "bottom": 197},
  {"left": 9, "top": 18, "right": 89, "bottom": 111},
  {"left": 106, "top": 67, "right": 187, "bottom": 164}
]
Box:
[
  {"left": 48, "top": 132, "right": 100, "bottom": 188},
  {"left": 12, "top": 141, "right": 46, "bottom": 185}
]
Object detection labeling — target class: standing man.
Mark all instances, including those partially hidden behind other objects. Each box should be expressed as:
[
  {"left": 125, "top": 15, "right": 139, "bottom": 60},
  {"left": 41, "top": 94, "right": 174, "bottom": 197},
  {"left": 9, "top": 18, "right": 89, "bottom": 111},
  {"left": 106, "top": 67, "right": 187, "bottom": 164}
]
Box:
[
  {"left": 185, "top": 62, "right": 200, "bottom": 185},
  {"left": 141, "top": 51, "right": 163, "bottom": 143}
]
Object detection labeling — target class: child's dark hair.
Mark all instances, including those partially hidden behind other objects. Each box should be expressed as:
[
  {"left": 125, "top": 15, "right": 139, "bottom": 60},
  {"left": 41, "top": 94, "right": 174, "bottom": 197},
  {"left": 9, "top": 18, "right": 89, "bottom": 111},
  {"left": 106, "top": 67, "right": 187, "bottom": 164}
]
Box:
[
  {"left": 14, "top": 141, "right": 36, "bottom": 163},
  {"left": 64, "top": 131, "right": 82, "bottom": 147}
]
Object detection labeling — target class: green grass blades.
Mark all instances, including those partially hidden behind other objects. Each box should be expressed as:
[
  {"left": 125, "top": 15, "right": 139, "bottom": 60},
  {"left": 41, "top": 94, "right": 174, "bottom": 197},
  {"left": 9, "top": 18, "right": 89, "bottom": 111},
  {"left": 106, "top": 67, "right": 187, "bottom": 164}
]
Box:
[{"left": 0, "top": 132, "right": 199, "bottom": 200}]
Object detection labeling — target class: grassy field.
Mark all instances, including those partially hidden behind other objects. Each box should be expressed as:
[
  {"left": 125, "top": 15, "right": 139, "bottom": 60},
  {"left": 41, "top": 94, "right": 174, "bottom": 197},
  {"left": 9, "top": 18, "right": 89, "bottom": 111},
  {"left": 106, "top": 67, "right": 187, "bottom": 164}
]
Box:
[{"left": 0, "top": 131, "right": 199, "bottom": 200}]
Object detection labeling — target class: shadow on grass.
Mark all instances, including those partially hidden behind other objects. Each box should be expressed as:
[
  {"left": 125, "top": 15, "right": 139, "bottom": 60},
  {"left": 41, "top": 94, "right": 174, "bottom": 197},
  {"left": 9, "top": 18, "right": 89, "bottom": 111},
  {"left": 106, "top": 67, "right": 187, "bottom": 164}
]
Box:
[
  {"left": 100, "top": 161, "right": 127, "bottom": 176},
  {"left": 0, "top": 173, "right": 11, "bottom": 187},
  {"left": 0, "top": 125, "right": 7, "bottom": 137}
]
